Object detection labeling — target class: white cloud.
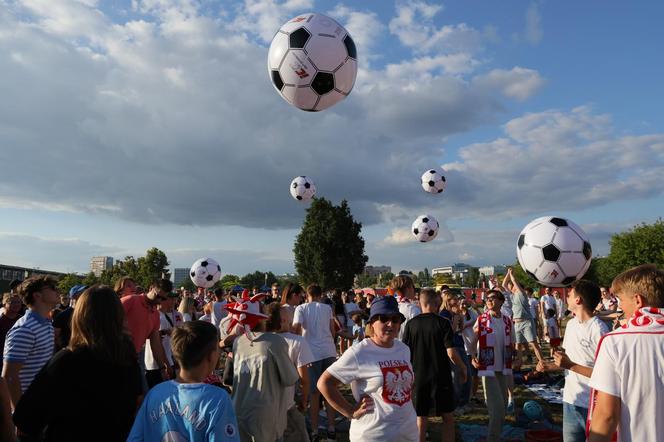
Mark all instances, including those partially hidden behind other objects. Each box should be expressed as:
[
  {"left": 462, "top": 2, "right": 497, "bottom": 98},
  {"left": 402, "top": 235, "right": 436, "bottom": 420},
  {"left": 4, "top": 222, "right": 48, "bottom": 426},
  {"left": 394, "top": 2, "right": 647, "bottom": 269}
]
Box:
[
  {"left": 524, "top": 1, "right": 543, "bottom": 45},
  {"left": 230, "top": 0, "right": 314, "bottom": 43},
  {"left": 328, "top": 4, "right": 385, "bottom": 54},
  {"left": 473, "top": 66, "right": 545, "bottom": 101},
  {"left": 382, "top": 228, "right": 414, "bottom": 245}
]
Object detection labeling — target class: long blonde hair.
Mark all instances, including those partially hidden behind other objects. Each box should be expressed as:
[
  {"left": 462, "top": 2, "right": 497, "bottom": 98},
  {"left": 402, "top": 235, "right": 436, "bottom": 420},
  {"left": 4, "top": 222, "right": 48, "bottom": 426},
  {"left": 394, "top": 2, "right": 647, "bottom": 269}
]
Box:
[{"left": 178, "top": 297, "right": 197, "bottom": 315}]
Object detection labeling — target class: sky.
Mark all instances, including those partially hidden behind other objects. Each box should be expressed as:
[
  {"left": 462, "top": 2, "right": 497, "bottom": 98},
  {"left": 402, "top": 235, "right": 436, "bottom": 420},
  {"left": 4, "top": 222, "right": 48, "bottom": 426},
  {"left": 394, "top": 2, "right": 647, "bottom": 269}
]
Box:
[{"left": 0, "top": 0, "right": 663, "bottom": 276}]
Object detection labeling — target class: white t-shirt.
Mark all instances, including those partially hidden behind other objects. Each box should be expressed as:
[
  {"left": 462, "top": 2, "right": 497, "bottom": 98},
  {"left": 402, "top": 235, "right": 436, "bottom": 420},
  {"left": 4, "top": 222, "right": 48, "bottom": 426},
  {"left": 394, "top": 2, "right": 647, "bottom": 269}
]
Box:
[
  {"left": 555, "top": 297, "right": 566, "bottom": 319},
  {"left": 144, "top": 310, "right": 183, "bottom": 369},
  {"left": 501, "top": 291, "right": 513, "bottom": 318},
  {"left": 280, "top": 332, "right": 315, "bottom": 409},
  {"left": 562, "top": 316, "right": 608, "bottom": 407},
  {"left": 461, "top": 309, "right": 479, "bottom": 356},
  {"left": 397, "top": 300, "right": 421, "bottom": 341},
  {"left": 211, "top": 300, "right": 227, "bottom": 330},
  {"left": 326, "top": 339, "right": 418, "bottom": 442},
  {"left": 293, "top": 301, "right": 336, "bottom": 361},
  {"left": 589, "top": 319, "right": 664, "bottom": 441},
  {"left": 528, "top": 297, "right": 539, "bottom": 319},
  {"left": 540, "top": 294, "right": 556, "bottom": 314}
]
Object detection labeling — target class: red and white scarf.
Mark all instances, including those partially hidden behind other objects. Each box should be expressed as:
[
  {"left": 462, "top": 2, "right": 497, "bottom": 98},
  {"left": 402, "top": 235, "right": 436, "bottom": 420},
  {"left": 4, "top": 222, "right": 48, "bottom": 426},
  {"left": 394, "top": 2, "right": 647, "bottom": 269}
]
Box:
[
  {"left": 476, "top": 311, "right": 513, "bottom": 376},
  {"left": 586, "top": 307, "right": 664, "bottom": 441}
]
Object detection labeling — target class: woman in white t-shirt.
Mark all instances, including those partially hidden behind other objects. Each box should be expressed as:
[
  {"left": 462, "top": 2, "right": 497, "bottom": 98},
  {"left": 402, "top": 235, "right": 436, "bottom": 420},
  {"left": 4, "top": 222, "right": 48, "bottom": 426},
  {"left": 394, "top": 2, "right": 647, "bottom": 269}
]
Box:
[
  {"left": 177, "top": 297, "right": 197, "bottom": 322},
  {"left": 317, "top": 296, "right": 417, "bottom": 442}
]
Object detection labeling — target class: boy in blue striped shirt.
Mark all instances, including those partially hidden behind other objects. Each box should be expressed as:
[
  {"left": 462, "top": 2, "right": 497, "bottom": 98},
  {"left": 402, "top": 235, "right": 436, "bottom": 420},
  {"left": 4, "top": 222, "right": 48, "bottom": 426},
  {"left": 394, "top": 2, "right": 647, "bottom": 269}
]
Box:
[{"left": 2, "top": 275, "right": 57, "bottom": 410}]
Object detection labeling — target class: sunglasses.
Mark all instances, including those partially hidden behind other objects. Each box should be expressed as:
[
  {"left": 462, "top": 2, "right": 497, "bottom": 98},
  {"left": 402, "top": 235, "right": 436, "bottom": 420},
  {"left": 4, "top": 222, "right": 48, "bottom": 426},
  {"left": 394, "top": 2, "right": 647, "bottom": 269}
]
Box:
[
  {"left": 486, "top": 297, "right": 502, "bottom": 302},
  {"left": 375, "top": 314, "right": 403, "bottom": 324}
]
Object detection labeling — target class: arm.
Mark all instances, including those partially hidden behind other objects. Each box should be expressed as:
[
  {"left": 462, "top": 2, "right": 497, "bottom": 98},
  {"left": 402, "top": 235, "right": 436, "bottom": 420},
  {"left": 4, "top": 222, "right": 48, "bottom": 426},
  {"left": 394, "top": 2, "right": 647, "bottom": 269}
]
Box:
[
  {"left": 148, "top": 330, "right": 171, "bottom": 379},
  {"left": 329, "top": 317, "right": 336, "bottom": 338},
  {"left": 446, "top": 347, "right": 468, "bottom": 384},
  {"left": 508, "top": 269, "right": 525, "bottom": 295},
  {"left": 317, "top": 371, "right": 373, "bottom": 420},
  {"left": 0, "top": 378, "right": 14, "bottom": 442},
  {"left": 292, "top": 323, "right": 303, "bottom": 335},
  {"left": 1, "top": 361, "right": 23, "bottom": 410},
  {"left": 588, "top": 391, "right": 620, "bottom": 442}
]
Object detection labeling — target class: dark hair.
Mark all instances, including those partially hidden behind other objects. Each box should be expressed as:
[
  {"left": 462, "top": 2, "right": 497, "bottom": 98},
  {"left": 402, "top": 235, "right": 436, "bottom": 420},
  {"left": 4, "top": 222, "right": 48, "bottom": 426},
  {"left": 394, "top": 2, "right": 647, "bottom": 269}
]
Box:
[
  {"left": 419, "top": 288, "right": 440, "bottom": 306},
  {"left": 307, "top": 284, "right": 322, "bottom": 298},
  {"left": 570, "top": 279, "right": 602, "bottom": 312},
  {"left": 151, "top": 278, "right": 173, "bottom": 293},
  {"left": 171, "top": 321, "right": 219, "bottom": 370},
  {"left": 18, "top": 275, "right": 58, "bottom": 306},
  {"left": 546, "top": 308, "right": 556, "bottom": 318},
  {"left": 265, "top": 303, "right": 282, "bottom": 332},
  {"left": 281, "top": 283, "right": 303, "bottom": 304},
  {"left": 214, "top": 288, "right": 225, "bottom": 299},
  {"left": 611, "top": 264, "right": 664, "bottom": 308},
  {"left": 486, "top": 289, "right": 504, "bottom": 301},
  {"left": 391, "top": 275, "right": 414, "bottom": 293},
  {"left": 69, "top": 285, "right": 136, "bottom": 366}
]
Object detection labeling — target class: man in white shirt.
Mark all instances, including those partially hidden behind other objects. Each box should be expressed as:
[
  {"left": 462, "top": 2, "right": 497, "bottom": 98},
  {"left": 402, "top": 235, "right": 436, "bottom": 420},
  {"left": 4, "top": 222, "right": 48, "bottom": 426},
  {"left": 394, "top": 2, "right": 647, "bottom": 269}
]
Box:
[
  {"left": 144, "top": 291, "right": 184, "bottom": 388},
  {"left": 588, "top": 264, "right": 664, "bottom": 442},
  {"left": 537, "top": 280, "right": 608, "bottom": 442},
  {"left": 540, "top": 287, "right": 556, "bottom": 323},
  {"left": 553, "top": 290, "right": 566, "bottom": 327},
  {"left": 391, "top": 275, "right": 421, "bottom": 340},
  {"left": 211, "top": 288, "right": 227, "bottom": 331},
  {"left": 292, "top": 284, "right": 337, "bottom": 441}
]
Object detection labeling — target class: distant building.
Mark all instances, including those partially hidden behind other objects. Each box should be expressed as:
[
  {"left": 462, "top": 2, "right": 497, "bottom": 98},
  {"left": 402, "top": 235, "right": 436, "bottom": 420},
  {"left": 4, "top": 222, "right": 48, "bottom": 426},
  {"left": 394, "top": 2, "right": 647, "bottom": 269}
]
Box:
[
  {"left": 432, "top": 263, "right": 473, "bottom": 283},
  {"left": 478, "top": 265, "right": 507, "bottom": 277},
  {"left": 0, "top": 264, "right": 66, "bottom": 293},
  {"left": 173, "top": 268, "right": 190, "bottom": 288},
  {"left": 364, "top": 265, "right": 391, "bottom": 277},
  {"left": 90, "top": 256, "right": 114, "bottom": 277}
]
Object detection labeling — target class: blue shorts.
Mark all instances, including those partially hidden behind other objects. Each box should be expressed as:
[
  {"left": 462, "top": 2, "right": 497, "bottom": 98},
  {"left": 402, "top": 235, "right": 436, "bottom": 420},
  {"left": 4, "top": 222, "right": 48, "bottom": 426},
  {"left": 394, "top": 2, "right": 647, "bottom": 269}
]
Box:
[{"left": 308, "top": 357, "right": 336, "bottom": 394}]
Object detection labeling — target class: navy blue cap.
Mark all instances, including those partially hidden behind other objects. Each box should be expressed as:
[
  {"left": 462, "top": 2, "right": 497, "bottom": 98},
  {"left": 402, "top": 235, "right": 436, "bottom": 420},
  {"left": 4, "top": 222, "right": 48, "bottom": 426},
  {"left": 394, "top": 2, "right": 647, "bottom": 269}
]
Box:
[
  {"left": 369, "top": 296, "right": 406, "bottom": 322},
  {"left": 68, "top": 284, "right": 88, "bottom": 299}
]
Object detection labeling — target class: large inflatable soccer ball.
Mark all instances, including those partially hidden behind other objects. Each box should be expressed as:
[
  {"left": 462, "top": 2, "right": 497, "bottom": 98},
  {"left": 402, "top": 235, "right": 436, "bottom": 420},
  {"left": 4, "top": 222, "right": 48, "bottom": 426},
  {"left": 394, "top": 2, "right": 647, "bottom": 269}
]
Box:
[
  {"left": 267, "top": 12, "right": 358, "bottom": 111},
  {"left": 517, "top": 216, "right": 592, "bottom": 287},
  {"left": 190, "top": 258, "right": 222, "bottom": 288},
  {"left": 421, "top": 169, "right": 446, "bottom": 194},
  {"left": 412, "top": 215, "right": 439, "bottom": 242},
  {"left": 290, "top": 176, "right": 316, "bottom": 201}
]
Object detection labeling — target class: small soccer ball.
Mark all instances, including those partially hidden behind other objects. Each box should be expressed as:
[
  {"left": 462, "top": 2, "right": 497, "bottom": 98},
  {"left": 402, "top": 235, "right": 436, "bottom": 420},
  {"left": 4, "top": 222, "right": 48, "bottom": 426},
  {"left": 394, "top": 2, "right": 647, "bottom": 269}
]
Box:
[
  {"left": 421, "top": 169, "right": 446, "bottom": 194},
  {"left": 516, "top": 216, "right": 592, "bottom": 287},
  {"left": 190, "top": 257, "right": 222, "bottom": 288},
  {"left": 290, "top": 176, "right": 316, "bottom": 201},
  {"left": 522, "top": 401, "right": 543, "bottom": 421},
  {"left": 267, "top": 12, "right": 358, "bottom": 112},
  {"left": 412, "top": 215, "right": 439, "bottom": 242}
]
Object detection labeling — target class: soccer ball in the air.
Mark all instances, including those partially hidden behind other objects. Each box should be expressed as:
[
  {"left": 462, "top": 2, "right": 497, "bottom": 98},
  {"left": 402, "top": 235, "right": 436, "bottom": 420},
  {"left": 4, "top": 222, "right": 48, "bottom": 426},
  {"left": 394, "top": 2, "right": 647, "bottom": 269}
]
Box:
[
  {"left": 421, "top": 169, "right": 446, "bottom": 194},
  {"left": 516, "top": 216, "right": 592, "bottom": 287},
  {"left": 412, "top": 215, "right": 439, "bottom": 242},
  {"left": 290, "top": 176, "right": 316, "bottom": 201},
  {"left": 190, "top": 258, "right": 222, "bottom": 288},
  {"left": 267, "top": 12, "right": 358, "bottom": 111}
]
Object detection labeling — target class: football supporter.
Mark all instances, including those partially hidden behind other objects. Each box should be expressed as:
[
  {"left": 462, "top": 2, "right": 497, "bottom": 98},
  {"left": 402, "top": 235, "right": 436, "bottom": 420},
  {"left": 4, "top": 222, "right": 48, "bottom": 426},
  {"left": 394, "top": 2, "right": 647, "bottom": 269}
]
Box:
[
  {"left": 145, "top": 291, "right": 183, "bottom": 389},
  {"left": 2, "top": 276, "right": 57, "bottom": 410},
  {"left": 391, "top": 275, "right": 421, "bottom": 340},
  {"left": 318, "top": 295, "right": 418, "bottom": 442},
  {"left": 210, "top": 288, "right": 227, "bottom": 330},
  {"left": 14, "top": 285, "right": 141, "bottom": 442},
  {"left": 471, "top": 290, "right": 514, "bottom": 442},
  {"left": 232, "top": 306, "right": 299, "bottom": 442},
  {"left": 265, "top": 304, "right": 315, "bottom": 442},
  {"left": 121, "top": 278, "right": 172, "bottom": 388},
  {"left": 588, "top": 264, "right": 664, "bottom": 442},
  {"left": 439, "top": 290, "right": 471, "bottom": 409},
  {"left": 505, "top": 269, "right": 545, "bottom": 370},
  {"left": 178, "top": 296, "right": 198, "bottom": 322},
  {"left": 403, "top": 288, "right": 466, "bottom": 442},
  {"left": 537, "top": 280, "right": 609, "bottom": 442},
  {"left": 0, "top": 294, "right": 22, "bottom": 365},
  {"left": 52, "top": 284, "right": 87, "bottom": 349},
  {"left": 128, "top": 321, "right": 239, "bottom": 442},
  {"left": 114, "top": 276, "right": 137, "bottom": 298},
  {"left": 292, "top": 284, "right": 338, "bottom": 441},
  {"left": 540, "top": 287, "right": 556, "bottom": 323},
  {"left": 281, "top": 283, "right": 304, "bottom": 328}
]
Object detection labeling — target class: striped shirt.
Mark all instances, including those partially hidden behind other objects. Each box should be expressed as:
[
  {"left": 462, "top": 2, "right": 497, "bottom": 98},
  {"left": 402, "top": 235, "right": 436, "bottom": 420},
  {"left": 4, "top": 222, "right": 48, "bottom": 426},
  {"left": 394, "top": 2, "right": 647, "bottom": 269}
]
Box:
[{"left": 3, "top": 309, "right": 54, "bottom": 392}]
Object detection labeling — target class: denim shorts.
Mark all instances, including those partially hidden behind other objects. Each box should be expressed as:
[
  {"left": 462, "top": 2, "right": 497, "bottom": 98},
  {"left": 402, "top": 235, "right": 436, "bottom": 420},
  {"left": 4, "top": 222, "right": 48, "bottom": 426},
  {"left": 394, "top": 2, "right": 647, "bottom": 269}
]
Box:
[
  {"left": 308, "top": 356, "right": 336, "bottom": 394},
  {"left": 563, "top": 402, "right": 588, "bottom": 442}
]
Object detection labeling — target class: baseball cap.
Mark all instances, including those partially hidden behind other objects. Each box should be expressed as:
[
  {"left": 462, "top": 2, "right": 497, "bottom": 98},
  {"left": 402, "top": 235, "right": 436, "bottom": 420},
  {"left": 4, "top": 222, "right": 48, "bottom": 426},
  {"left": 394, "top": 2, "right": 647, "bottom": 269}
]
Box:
[
  {"left": 69, "top": 285, "right": 88, "bottom": 299},
  {"left": 368, "top": 296, "right": 406, "bottom": 323}
]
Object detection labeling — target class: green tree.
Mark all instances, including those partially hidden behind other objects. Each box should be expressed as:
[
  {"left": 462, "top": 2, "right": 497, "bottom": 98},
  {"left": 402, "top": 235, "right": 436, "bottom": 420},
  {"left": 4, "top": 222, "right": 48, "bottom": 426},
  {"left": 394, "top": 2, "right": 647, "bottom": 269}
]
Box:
[
  {"left": 240, "top": 271, "right": 278, "bottom": 289},
  {"left": 606, "top": 219, "right": 664, "bottom": 272},
  {"left": 294, "top": 198, "right": 368, "bottom": 289},
  {"left": 57, "top": 273, "right": 83, "bottom": 296},
  {"left": 137, "top": 247, "right": 170, "bottom": 288},
  {"left": 82, "top": 272, "right": 99, "bottom": 287},
  {"left": 466, "top": 267, "right": 480, "bottom": 288},
  {"left": 220, "top": 274, "right": 241, "bottom": 290},
  {"left": 378, "top": 271, "right": 395, "bottom": 287},
  {"left": 355, "top": 273, "right": 377, "bottom": 288},
  {"left": 512, "top": 260, "right": 540, "bottom": 288},
  {"left": 434, "top": 273, "right": 455, "bottom": 286},
  {"left": 99, "top": 256, "right": 140, "bottom": 286}
]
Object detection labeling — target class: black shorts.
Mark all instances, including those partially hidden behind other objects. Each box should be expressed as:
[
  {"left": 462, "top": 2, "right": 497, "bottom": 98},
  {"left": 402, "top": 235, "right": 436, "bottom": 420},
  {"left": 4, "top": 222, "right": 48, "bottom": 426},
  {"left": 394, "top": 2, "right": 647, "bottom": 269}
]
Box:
[{"left": 413, "top": 378, "right": 455, "bottom": 416}]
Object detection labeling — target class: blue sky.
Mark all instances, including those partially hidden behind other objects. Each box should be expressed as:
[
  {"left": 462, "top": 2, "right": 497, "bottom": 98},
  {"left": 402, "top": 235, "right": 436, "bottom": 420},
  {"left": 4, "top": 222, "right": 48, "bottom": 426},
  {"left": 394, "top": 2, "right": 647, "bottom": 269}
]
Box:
[{"left": 0, "top": 0, "right": 662, "bottom": 276}]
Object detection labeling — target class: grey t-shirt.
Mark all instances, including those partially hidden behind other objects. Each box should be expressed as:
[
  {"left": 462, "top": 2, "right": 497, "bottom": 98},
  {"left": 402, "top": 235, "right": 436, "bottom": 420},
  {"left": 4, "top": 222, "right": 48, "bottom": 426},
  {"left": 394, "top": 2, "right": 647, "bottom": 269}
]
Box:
[{"left": 511, "top": 289, "right": 533, "bottom": 320}]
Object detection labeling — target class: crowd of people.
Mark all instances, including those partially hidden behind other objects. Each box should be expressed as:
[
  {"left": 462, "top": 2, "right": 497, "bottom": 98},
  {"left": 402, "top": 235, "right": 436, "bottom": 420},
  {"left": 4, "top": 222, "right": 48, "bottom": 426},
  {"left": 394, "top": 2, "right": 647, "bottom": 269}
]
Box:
[{"left": 0, "top": 263, "right": 662, "bottom": 442}]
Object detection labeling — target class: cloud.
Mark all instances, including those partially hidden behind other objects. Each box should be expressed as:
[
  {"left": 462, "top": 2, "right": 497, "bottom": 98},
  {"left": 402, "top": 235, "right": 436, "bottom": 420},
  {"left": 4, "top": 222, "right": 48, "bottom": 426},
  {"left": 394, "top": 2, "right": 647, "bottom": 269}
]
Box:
[
  {"left": 328, "top": 4, "right": 385, "bottom": 55},
  {"left": 473, "top": 67, "right": 546, "bottom": 101},
  {"left": 230, "top": 0, "right": 315, "bottom": 43},
  {"left": 0, "top": 0, "right": 545, "bottom": 231},
  {"left": 380, "top": 220, "right": 454, "bottom": 247},
  {"left": 524, "top": 2, "right": 543, "bottom": 45}
]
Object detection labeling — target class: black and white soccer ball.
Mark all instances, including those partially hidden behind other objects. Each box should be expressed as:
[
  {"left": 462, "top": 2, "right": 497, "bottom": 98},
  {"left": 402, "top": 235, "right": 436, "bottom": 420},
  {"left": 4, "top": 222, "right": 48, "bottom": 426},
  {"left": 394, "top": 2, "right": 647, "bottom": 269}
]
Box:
[
  {"left": 421, "top": 169, "right": 446, "bottom": 194},
  {"left": 290, "top": 176, "right": 316, "bottom": 201},
  {"left": 267, "top": 12, "right": 358, "bottom": 111},
  {"left": 412, "top": 215, "right": 439, "bottom": 242},
  {"left": 516, "top": 216, "right": 592, "bottom": 287},
  {"left": 190, "top": 257, "right": 222, "bottom": 288}
]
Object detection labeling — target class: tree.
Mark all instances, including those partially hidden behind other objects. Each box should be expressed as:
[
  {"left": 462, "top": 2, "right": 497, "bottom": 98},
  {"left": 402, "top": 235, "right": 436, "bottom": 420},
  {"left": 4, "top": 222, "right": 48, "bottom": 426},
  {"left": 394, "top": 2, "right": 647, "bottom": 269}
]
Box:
[
  {"left": 57, "top": 273, "right": 83, "bottom": 296},
  {"left": 137, "top": 247, "right": 170, "bottom": 288},
  {"left": 434, "top": 273, "right": 455, "bottom": 286},
  {"left": 378, "top": 271, "right": 395, "bottom": 287},
  {"left": 294, "top": 198, "right": 368, "bottom": 289},
  {"left": 220, "top": 274, "right": 241, "bottom": 291},
  {"left": 240, "top": 271, "right": 278, "bottom": 289},
  {"left": 355, "top": 273, "right": 377, "bottom": 288},
  {"left": 82, "top": 272, "right": 99, "bottom": 287},
  {"left": 512, "top": 260, "right": 541, "bottom": 288},
  {"left": 466, "top": 267, "right": 480, "bottom": 288}
]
